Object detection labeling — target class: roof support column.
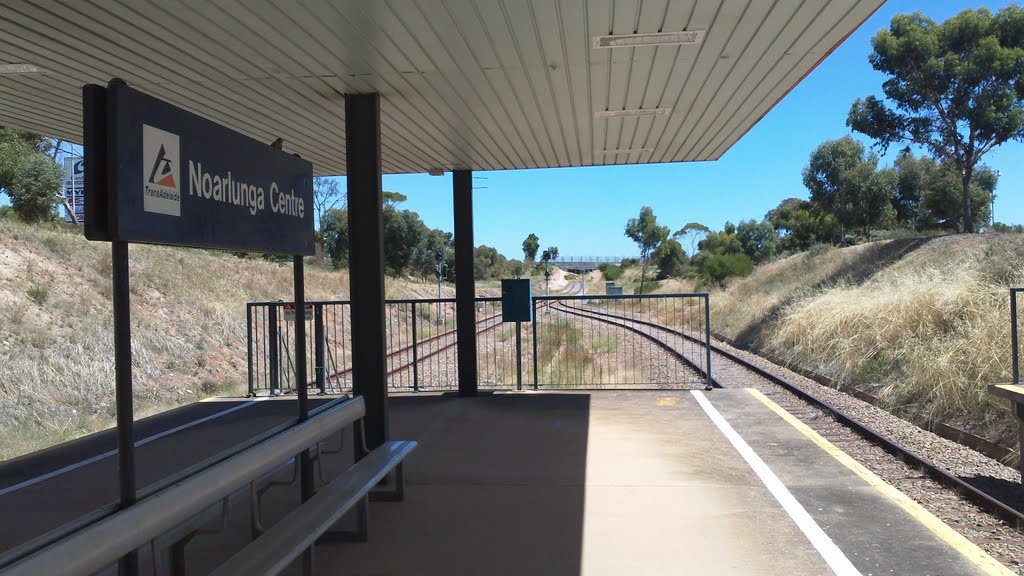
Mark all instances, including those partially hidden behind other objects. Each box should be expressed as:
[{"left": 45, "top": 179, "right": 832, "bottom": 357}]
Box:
[
  {"left": 346, "top": 93, "right": 388, "bottom": 449},
  {"left": 453, "top": 169, "right": 478, "bottom": 396}
]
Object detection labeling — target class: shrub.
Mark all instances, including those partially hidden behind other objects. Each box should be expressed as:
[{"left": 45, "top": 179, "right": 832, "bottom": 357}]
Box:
[
  {"left": 621, "top": 257, "right": 637, "bottom": 267},
  {"left": 808, "top": 243, "right": 832, "bottom": 257},
  {"left": 702, "top": 253, "right": 754, "bottom": 283},
  {"left": 602, "top": 265, "right": 623, "bottom": 281},
  {"left": 26, "top": 284, "right": 49, "bottom": 305}
]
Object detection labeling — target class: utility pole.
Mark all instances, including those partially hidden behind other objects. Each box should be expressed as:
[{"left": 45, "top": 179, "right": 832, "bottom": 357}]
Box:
[
  {"left": 542, "top": 250, "right": 551, "bottom": 296},
  {"left": 435, "top": 250, "right": 445, "bottom": 323}
]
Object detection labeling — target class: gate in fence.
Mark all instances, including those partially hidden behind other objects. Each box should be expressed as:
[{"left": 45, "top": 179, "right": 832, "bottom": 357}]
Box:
[{"left": 247, "top": 293, "right": 711, "bottom": 395}]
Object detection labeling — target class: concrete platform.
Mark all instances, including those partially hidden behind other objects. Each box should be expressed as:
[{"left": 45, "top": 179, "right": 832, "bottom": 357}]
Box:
[
  {"left": 0, "top": 390, "right": 1009, "bottom": 575},
  {"left": 316, "top": 390, "right": 1006, "bottom": 576}
]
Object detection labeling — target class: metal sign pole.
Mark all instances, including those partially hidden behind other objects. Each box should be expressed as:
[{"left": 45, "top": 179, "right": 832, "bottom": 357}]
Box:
[
  {"left": 516, "top": 321, "right": 523, "bottom": 391},
  {"left": 111, "top": 240, "right": 138, "bottom": 576}
]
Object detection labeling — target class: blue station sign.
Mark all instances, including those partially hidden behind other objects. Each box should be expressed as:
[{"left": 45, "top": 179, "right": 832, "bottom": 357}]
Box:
[{"left": 83, "top": 81, "right": 314, "bottom": 255}]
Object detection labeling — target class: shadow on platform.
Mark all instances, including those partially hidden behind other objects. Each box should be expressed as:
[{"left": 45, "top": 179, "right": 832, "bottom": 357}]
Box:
[{"left": 316, "top": 393, "right": 590, "bottom": 576}]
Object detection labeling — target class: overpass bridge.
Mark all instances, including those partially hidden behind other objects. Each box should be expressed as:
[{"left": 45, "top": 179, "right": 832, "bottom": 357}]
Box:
[{"left": 549, "top": 257, "right": 631, "bottom": 272}]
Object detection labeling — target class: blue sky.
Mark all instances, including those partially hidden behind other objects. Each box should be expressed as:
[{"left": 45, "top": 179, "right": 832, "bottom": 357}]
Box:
[{"left": 377, "top": 0, "right": 1024, "bottom": 259}]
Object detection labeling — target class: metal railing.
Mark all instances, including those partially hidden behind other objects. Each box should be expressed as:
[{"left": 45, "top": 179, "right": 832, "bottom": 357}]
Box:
[
  {"left": 1011, "top": 288, "right": 1023, "bottom": 384},
  {"left": 248, "top": 293, "right": 712, "bottom": 394}
]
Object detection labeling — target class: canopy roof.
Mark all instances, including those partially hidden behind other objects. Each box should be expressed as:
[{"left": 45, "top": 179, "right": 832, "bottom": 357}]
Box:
[{"left": 0, "top": 0, "right": 883, "bottom": 175}]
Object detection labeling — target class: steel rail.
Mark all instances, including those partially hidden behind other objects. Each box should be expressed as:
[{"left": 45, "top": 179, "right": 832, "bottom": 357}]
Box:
[
  {"left": 549, "top": 301, "right": 718, "bottom": 388},
  {"left": 557, "top": 300, "right": 1024, "bottom": 528}
]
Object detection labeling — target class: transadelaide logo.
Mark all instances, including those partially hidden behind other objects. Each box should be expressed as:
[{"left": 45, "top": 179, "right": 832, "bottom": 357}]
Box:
[{"left": 142, "top": 125, "right": 181, "bottom": 216}]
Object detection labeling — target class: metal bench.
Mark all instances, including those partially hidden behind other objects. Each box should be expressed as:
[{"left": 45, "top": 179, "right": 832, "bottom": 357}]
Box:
[
  {"left": 211, "top": 439, "right": 417, "bottom": 576},
  {"left": 987, "top": 384, "right": 1024, "bottom": 482},
  {"left": 0, "top": 396, "right": 415, "bottom": 576}
]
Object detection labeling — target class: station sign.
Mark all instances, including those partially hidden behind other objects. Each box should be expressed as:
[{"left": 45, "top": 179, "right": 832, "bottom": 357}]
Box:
[{"left": 83, "top": 82, "right": 314, "bottom": 255}]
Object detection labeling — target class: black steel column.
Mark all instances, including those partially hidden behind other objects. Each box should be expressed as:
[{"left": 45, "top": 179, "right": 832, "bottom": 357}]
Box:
[
  {"left": 454, "top": 169, "right": 478, "bottom": 396},
  {"left": 111, "top": 240, "right": 138, "bottom": 576},
  {"left": 293, "top": 255, "right": 314, "bottom": 575},
  {"left": 346, "top": 93, "right": 388, "bottom": 449}
]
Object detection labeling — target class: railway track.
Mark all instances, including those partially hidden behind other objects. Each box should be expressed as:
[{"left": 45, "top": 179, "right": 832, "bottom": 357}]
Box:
[{"left": 548, "top": 298, "right": 1024, "bottom": 566}]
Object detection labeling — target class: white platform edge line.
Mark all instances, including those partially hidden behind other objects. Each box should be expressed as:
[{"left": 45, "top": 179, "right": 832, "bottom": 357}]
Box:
[
  {"left": 0, "top": 397, "right": 265, "bottom": 497},
  {"left": 691, "top": 390, "right": 862, "bottom": 576}
]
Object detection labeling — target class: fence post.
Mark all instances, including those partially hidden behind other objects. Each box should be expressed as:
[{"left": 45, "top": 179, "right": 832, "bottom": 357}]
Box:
[
  {"left": 315, "top": 304, "right": 326, "bottom": 395},
  {"left": 704, "top": 293, "right": 713, "bottom": 391},
  {"left": 532, "top": 298, "right": 539, "bottom": 390},
  {"left": 411, "top": 301, "right": 420, "bottom": 392},
  {"left": 268, "top": 304, "right": 279, "bottom": 396},
  {"left": 246, "top": 303, "right": 254, "bottom": 397},
  {"left": 516, "top": 321, "right": 523, "bottom": 391},
  {"left": 1012, "top": 289, "right": 1019, "bottom": 385}
]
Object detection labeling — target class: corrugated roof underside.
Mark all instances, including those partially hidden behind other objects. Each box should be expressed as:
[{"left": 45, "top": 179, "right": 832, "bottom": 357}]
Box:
[{"left": 0, "top": 0, "right": 882, "bottom": 175}]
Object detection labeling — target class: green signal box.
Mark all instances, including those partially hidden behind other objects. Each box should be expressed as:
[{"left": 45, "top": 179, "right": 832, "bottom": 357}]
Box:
[{"left": 501, "top": 279, "right": 532, "bottom": 322}]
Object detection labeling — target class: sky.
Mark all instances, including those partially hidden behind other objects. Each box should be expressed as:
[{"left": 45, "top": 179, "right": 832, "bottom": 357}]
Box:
[{"left": 376, "top": 0, "right": 1024, "bottom": 259}]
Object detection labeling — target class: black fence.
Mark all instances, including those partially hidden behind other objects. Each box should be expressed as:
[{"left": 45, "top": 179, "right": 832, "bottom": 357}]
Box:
[{"left": 247, "top": 293, "right": 711, "bottom": 395}]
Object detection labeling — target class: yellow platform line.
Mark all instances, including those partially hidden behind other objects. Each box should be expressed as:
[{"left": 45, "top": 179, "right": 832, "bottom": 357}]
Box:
[{"left": 746, "top": 388, "right": 1014, "bottom": 576}]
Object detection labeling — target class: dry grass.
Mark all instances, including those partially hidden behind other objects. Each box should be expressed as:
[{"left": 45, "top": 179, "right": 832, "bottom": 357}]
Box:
[
  {"left": 711, "top": 234, "right": 1024, "bottom": 445},
  {"left": 0, "top": 220, "right": 360, "bottom": 460}
]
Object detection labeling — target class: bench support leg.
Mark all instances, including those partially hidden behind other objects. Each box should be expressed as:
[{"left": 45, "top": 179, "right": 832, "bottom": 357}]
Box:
[
  {"left": 320, "top": 495, "right": 369, "bottom": 543},
  {"left": 370, "top": 463, "right": 405, "bottom": 502}
]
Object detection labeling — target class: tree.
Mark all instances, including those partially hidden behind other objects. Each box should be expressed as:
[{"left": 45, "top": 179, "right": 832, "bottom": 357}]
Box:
[
  {"left": 888, "top": 150, "right": 997, "bottom": 231},
  {"left": 653, "top": 238, "right": 687, "bottom": 280},
  {"left": 0, "top": 127, "right": 63, "bottom": 223},
  {"left": 735, "top": 219, "right": 779, "bottom": 263},
  {"left": 546, "top": 246, "right": 559, "bottom": 261},
  {"left": 382, "top": 205, "right": 429, "bottom": 276},
  {"left": 320, "top": 208, "right": 348, "bottom": 268},
  {"left": 765, "top": 198, "right": 839, "bottom": 252},
  {"left": 803, "top": 137, "right": 895, "bottom": 240},
  {"left": 624, "top": 206, "right": 669, "bottom": 294},
  {"left": 382, "top": 191, "right": 407, "bottom": 208},
  {"left": 672, "top": 222, "right": 710, "bottom": 256},
  {"left": 847, "top": 6, "right": 1024, "bottom": 233},
  {"left": 412, "top": 229, "right": 452, "bottom": 281},
  {"left": 507, "top": 259, "right": 525, "bottom": 279},
  {"left": 474, "top": 245, "right": 508, "bottom": 280},
  {"left": 522, "top": 233, "right": 540, "bottom": 262},
  {"left": 312, "top": 177, "right": 344, "bottom": 228}
]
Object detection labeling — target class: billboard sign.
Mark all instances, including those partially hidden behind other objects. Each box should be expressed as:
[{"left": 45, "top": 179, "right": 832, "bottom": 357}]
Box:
[
  {"left": 83, "top": 82, "right": 315, "bottom": 255},
  {"left": 63, "top": 156, "right": 84, "bottom": 225}
]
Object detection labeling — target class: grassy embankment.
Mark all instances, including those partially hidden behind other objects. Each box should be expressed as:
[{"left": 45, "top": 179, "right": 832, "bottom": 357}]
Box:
[
  {"left": 709, "top": 235, "right": 1023, "bottom": 446},
  {"left": 0, "top": 220, "right": 363, "bottom": 460}
]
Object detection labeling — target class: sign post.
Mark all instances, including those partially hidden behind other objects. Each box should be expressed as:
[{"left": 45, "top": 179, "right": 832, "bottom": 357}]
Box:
[{"left": 83, "top": 80, "right": 314, "bottom": 576}]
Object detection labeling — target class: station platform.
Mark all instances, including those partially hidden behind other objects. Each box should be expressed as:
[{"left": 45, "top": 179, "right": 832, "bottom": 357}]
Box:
[
  {"left": 324, "top": 390, "right": 1009, "bottom": 576},
  {"left": 0, "top": 390, "right": 1011, "bottom": 575}
]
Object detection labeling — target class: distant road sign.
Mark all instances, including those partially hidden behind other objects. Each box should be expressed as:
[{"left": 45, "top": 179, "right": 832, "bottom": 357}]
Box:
[{"left": 83, "top": 82, "right": 314, "bottom": 254}]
